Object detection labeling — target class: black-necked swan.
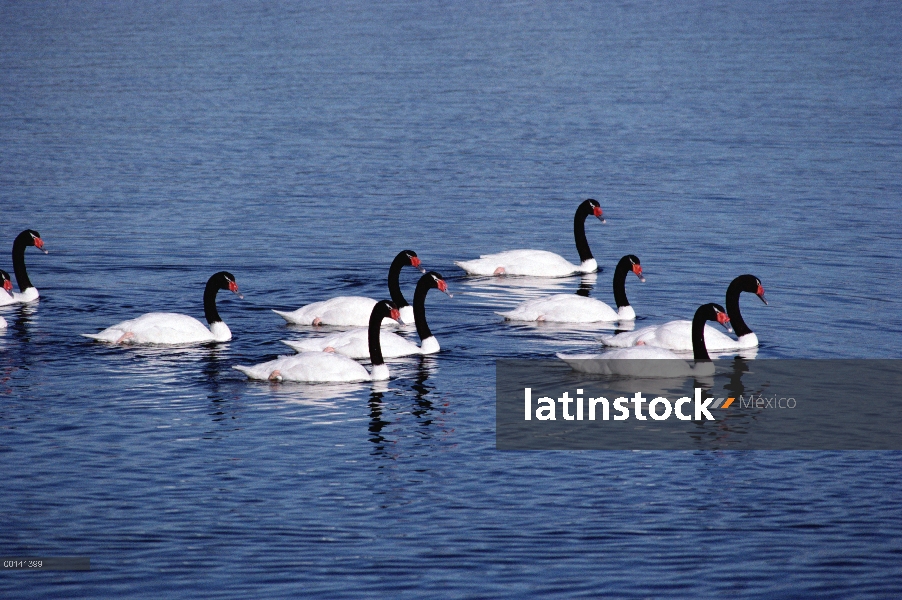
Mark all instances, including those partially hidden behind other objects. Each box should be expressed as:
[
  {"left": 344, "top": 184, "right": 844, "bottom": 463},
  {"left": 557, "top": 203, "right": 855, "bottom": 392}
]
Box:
[
  {"left": 0, "top": 230, "right": 49, "bottom": 306},
  {"left": 273, "top": 250, "right": 425, "bottom": 326},
  {"left": 83, "top": 272, "right": 243, "bottom": 344},
  {"left": 497, "top": 255, "right": 645, "bottom": 322},
  {"left": 454, "top": 199, "right": 606, "bottom": 277},
  {"left": 599, "top": 275, "right": 766, "bottom": 351},
  {"left": 234, "top": 300, "right": 402, "bottom": 382},
  {"left": 0, "top": 269, "right": 11, "bottom": 328},
  {"left": 282, "top": 271, "right": 452, "bottom": 358},
  {"left": 557, "top": 303, "right": 732, "bottom": 377}
]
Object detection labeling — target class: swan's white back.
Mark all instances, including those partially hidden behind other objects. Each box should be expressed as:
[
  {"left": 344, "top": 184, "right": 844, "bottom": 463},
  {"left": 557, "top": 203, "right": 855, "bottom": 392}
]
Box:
[
  {"left": 233, "top": 352, "right": 374, "bottom": 383},
  {"left": 274, "top": 296, "right": 399, "bottom": 327},
  {"left": 600, "top": 320, "right": 752, "bottom": 351},
  {"left": 83, "top": 312, "right": 230, "bottom": 344},
  {"left": 456, "top": 250, "right": 595, "bottom": 277},
  {"left": 282, "top": 328, "right": 424, "bottom": 359},
  {"left": 498, "top": 294, "right": 620, "bottom": 323}
]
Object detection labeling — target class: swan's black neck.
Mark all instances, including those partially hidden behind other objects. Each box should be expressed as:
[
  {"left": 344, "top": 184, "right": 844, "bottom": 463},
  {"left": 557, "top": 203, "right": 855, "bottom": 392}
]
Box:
[
  {"left": 387, "top": 252, "right": 412, "bottom": 309},
  {"left": 691, "top": 306, "right": 711, "bottom": 362},
  {"left": 612, "top": 257, "right": 632, "bottom": 308},
  {"left": 726, "top": 276, "right": 753, "bottom": 337},
  {"left": 12, "top": 232, "right": 33, "bottom": 291},
  {"left": 368, "top": 304, "right": 388, "bottom": 367},
  {"left": 413, "top": 276, "right": 435, "bottom": 341},
  {"left": 573, "top": 202, "right": 595, "bottom": 263},
  {"left": 203, "top": 277, "right": 224, "bottom": 324}
]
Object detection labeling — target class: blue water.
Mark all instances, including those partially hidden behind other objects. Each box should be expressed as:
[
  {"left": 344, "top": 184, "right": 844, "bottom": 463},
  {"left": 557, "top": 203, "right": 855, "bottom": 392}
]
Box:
[{"left": 2, "top": 0, "right": 902, "bottom": 597}]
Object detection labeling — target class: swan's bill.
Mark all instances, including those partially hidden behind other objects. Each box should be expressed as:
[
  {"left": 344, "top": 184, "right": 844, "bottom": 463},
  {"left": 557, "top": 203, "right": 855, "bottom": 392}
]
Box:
[
  {"left": 715, "top": 308, "right": 733, "bottom": 333},
  {"left": 592, "top": 205, "right": 606, "bottom": 224},
  {"left": 756, "top": 284, "right": 768, "bottom": 305},
  {"left": 436, "top": 279, "right": 453, "bottom": 298},
  {"left": 28, "top": 233, "right": 49, "bottom": 254},
  {"left": 630, "top": 261, "right": 645, "bottom": 283},
  {"left": 227, "top": 280, "right": 244, "bottom": 299},
  {"left": 410, "top": 255, "right": 426, "bottom": 273}
]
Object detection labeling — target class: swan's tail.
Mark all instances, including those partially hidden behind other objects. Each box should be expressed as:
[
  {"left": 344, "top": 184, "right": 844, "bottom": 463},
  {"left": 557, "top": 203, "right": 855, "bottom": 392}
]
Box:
[
  {"left": 282, "top": 339, "right": 319, "bottom": 353},
  {"left": 233, "top": 365, "right": 269, "bottom": 380},
  {"left": 272, "top": 309, "right": 302, "bottom": 324},
  {"left": 81, "top": 332, "right": 119, "bottom": 342}
]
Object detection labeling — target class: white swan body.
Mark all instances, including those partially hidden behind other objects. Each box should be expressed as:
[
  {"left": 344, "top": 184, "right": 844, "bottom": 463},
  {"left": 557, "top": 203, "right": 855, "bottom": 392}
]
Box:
[
  {"left": 399, "top": 305, "right": 415, "bottom": 324},
  {"left": 599, "top": 275, "right": 766, "bottom": 351},
  {"left": 83, "top": 272, "right": 242, "bottom": 346},
  {"left": 558, "top": 303, "right": 731, "bottom": 378},
  {"left": 234, "top": 351, "right": 379, "bottom": 383},
  {"left": 275, "top": 250, "right": 424, "bottom": 326},
  {"left": 282, "top": 330, "right": 429, "bottom": 359},
  {"left": 280, "top": 272, "right": 451, "bottom": 359},
  {"left": 84, "top": 314, "right": 232, "bottom": 345},
  {"left": 273, "top": 296, "right": 398, "bottom": 327},
  {"left": 236, "top": 300, "right": 401, "bottom": 383},
  {"left": 600, "top": 321, "right": 757, "bottom": 351},
  {"left": 456, "top": 251, "right": 596, "bottom": 278},
  {"left": 498, "top": 294, "right": 627, "bottom": 322},
  {"left": 0, "top": 316, "right": 6, "bottom": 329},
  {"left": 455, "top": 199, "right": 605, "bottom": 278},
  {"left": 499, "top": 255, "right": 644, "bottom": 322}
]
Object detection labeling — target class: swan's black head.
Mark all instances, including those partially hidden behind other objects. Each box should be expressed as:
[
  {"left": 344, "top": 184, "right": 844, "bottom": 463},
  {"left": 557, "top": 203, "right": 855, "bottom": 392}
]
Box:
[
  {"left": 15, "top": 229, "right": 48, "bottom": 254},
  {"left": 580, "top": 199, "right": 605, "bottom": 223},
  {"left": 734, "top": 274, "right": 767, "bottom": 305},
  {"left": 422, "top": 271, "right": 452, "bottom": 296},
  {"left": 699, "top": 302, "right": 731, "bottom": 331},
  {"left": 374, "top": 300, "right": 401, "bottom": 323},
  {"left": 398, "top": 249, "right": 424, "bottom": 272},
  {"left": 0, "top": 269, "right": 11, "bottom": 296},
  {"left": 620, "top": 255, "right": 644, "bottom": 282},
  {"left": 209, "top": 271, "right": 243, "bottom": 298}
]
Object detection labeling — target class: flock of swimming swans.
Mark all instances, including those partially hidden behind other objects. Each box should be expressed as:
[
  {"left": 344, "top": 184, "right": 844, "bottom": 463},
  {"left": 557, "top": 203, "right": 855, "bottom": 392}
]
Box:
[{"left": 1, "top": 200, "right": 766, "bottom": 383}]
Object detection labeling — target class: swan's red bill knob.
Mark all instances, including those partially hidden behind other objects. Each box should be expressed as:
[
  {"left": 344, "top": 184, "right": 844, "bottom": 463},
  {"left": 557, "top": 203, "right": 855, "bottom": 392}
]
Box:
[
  {"left": 631, "top": 263, "right": 645, "bottom": 282},
  {"left": 593, "top": 206, "right": 606, "bottom": 223},
  {"left": 756, "top": 284, "right": 768, "bottom": 305},
  {"left": 436, "top": 279, "right": 454, "bottom": 297},
  {"left": 389, "top": 308, "right": 401, "bottom": 322},
  {"left": 228, "top": 280, "right": 244, "bottom": 299},
  {"left": 33, "top": 237, "right": 49, "bottom": 254},
  {"left": 409, "top": 256, "right": 425, "bottom": 273},
  {"left": 2, "top": 279, "right": 11, "bottom": 295}
]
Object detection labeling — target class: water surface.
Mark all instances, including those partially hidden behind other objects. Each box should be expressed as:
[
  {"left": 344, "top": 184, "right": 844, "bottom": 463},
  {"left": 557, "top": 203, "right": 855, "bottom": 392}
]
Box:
[{"left": 2, "top": 1, "right": 901, "bottom": 597}]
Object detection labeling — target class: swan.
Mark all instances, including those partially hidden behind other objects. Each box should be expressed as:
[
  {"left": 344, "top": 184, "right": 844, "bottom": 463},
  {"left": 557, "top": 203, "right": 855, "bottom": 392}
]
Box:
[
  {"left": 599, "top": 275, "right": 766, "bottom": 351},
  {"left": 454, "top": 199, "right": 606, "bottom": 277},
  {"left": 0, "top": 270, "right": 11, "bottom": 328},
  {"left": 273, "top": 249, "right": 425, "bottom": 326},
  {"left": 497, "top": 255, "right": 644, "bottom": 322},
  {"left": 0, "top": 230, "right": 49, "bottom": 306},
  {"left": 282, "top": 271, "right": 452, "bottom": 358},
  {"left": 558, "top": 303, "right": 732, "bottom": 377},
  {"left": 234, "top": 300, "right": 402, "bottom": 382},
  {"left": 83, "top": 272, "right": 243, "bottom": 345}
]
